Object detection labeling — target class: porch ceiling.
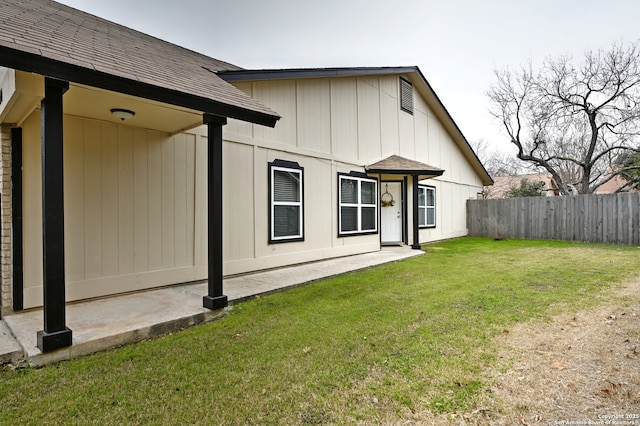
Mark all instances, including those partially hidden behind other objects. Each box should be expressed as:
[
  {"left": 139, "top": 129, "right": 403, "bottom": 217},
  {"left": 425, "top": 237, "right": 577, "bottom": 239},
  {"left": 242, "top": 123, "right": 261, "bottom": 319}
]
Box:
[
  {"left": 3, "top": 71, "right": 203, "bottom": 134},
  {"left": 65, "top": 84, "right": 203, "bottom": 134}
]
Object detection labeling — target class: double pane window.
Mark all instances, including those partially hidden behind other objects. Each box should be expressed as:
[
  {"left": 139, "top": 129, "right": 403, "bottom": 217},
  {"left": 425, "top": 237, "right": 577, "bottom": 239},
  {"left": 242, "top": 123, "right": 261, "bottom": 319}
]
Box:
[{"left": 339, "top": 175, "right": 377, "bottom": 235}]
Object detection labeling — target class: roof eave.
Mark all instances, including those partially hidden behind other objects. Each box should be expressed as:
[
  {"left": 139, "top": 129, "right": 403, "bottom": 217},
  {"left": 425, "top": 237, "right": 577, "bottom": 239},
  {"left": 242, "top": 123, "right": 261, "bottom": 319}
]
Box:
[
  {"left": 407, "top": 68, "right": 494, "bottom": 186},
  {"left": 0, "top": 46, "right": 280, "bottom": 128},
  {"left": 218, "top": 66, "right": 420, "bottom": 82},
  {"left": 366, "top": 168, "right": 445, "bottom": 178}
]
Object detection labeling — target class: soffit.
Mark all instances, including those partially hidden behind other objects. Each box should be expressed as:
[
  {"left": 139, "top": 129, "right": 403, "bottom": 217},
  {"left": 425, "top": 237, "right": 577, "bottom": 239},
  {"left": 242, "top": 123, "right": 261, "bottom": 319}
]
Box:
[
  {"left": 3, "top": 71, "right": 203, "bottom": 133},
  {"left": 64, "top": 84, "right": 203, "bottom": 134}
]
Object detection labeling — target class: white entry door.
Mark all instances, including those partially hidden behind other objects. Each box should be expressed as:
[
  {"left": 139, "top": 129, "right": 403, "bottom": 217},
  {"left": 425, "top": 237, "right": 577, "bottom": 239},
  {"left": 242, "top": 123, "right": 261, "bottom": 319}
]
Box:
[{"left": 380, "top": 182, "right": 403, "bottom": 243}]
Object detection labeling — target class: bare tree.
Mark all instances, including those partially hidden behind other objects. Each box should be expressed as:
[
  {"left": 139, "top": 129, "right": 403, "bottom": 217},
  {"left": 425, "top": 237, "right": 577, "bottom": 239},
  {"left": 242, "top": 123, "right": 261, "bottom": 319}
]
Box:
[
  {"left": 469, "top": 138, "right": 529, "bottom": 177},
  {"left": 488, "top": 42, "right": 640, "bottom": 194}
]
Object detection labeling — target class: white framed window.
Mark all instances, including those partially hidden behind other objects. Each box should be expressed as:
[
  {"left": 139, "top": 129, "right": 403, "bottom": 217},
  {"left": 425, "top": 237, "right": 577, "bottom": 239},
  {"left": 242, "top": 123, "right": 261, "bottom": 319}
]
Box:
[
  {"left": 269, "top": 161, "right": 304, "bottom": 243},
  {"left": 339, "top": 174, "right": 378, "bottom": 236},
  {"left": 418, "top": 185, "right": 436, "bottom": 228}
]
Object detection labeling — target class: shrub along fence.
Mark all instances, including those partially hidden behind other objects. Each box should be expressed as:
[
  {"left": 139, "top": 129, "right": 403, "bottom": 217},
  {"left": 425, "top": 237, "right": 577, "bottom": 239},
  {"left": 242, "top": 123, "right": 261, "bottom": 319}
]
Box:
[{"left": 467, "top": 192, "right": 640, "bottom": 245}]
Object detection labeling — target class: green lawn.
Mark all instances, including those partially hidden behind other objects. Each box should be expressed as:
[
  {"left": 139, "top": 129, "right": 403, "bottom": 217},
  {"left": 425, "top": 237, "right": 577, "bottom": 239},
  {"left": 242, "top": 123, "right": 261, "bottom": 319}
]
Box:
[{"left": 1, "top": 238, "right": 638, "bottom": 424}]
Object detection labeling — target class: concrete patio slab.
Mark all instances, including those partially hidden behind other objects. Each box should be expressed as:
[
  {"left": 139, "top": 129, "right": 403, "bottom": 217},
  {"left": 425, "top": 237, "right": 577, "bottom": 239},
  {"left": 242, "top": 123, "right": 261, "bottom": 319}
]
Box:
[
  {"left": 0, "top": 320, "right": 23, "bottom": 365},
  {"left": 0, "top": 246, "right": 423, "bottom": 367}
]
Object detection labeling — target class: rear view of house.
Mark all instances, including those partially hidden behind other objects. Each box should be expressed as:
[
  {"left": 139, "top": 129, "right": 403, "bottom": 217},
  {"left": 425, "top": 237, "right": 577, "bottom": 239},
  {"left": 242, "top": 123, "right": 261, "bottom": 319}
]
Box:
[
  {"left": 0, "top": 0, "right": 491, "bottom": 353},
  {"left": 217, "top": 68, "right": 492, "bottom": 274}
]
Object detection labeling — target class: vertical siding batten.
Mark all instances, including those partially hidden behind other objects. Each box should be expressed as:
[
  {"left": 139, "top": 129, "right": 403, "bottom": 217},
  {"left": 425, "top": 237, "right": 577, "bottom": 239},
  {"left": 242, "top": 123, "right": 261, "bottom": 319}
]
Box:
[
  {"left": 133, "top": 128, "right": 149, "bottom": 273},
  {"left": 147, "top": 131, "right": 163, "bottom": 271},
  {"left": 64, "top": 117, "right": 85, "bottom": 282},
  {"left": 118, "top": 125, "right": 135, "bottom": 275},
  {"left": 173, "top": 133, "right": 188, "bottom": 268},
  {"left": 101, "top": 122, "right": 119, "bottom": 277},
  {"left": 83, "top": 120, "right": 102, "bottom": 280},
  {"left": 161, "top": 134, "right": 175, "bottom": 269}
]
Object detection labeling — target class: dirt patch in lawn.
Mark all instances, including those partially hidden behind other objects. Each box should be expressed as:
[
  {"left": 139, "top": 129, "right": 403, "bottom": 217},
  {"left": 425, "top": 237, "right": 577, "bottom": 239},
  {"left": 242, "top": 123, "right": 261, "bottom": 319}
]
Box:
[
  {"left": 359, "top": 280, "right": 640, "bottom": 425},
  {"left": 482, "top": 279, "right": 640, "bottom": 425}
]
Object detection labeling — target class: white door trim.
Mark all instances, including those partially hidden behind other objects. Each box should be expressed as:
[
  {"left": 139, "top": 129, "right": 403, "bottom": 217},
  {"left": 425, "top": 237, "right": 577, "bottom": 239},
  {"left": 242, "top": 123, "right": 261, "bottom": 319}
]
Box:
[{"left": 380, "top": 181, "right": 403, "bottom": 244}]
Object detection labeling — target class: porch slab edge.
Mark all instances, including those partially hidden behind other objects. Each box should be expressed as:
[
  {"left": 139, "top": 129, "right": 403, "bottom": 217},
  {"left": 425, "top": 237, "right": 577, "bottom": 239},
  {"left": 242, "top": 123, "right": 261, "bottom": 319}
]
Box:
[
  {"left": 0, "top": 246, "right": 423, "bottom": 367},
  {"left": 0, "top": 320, "right": 24, "bottom": 365},
  {"left": 10, "top": 308, "right": 227, "bottom": 368}
]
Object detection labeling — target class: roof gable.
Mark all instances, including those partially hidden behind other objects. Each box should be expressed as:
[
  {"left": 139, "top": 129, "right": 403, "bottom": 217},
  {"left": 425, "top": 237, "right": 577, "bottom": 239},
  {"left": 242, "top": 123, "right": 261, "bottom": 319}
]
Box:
[
  {"left": 219, "top": 67, "right": 493, "bottom": 185},
  {"left": 0, "top": 0, "right": 279, "bottom": 126}
]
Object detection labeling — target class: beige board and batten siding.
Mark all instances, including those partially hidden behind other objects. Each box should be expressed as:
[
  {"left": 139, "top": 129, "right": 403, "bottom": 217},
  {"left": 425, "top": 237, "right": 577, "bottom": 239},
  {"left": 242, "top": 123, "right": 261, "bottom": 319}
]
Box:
[
  {"left": 419, "top": 106, "right": 484, "bottom": 243},
  {"left": 21, "top": 111, "right": 207, "bottom": 309},
  {"left": 418, "top": 180, "right": 483, "bottom": 243},
  {"left": 222, "top": 141, "right": 380, "bottom": 276},
  {"left": 225, "top": 73, "right": 484, "bottom": 252},
  {"left": 19, "top": 72, "right": 485, "bottom": 307},
  {"left": 228, "top": 75, "right": 482, "bottom": 180}
]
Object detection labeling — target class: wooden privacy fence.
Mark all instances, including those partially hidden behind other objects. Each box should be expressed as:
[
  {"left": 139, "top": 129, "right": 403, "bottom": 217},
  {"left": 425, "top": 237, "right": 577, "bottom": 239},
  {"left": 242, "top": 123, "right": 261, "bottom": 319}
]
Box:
[{"left": 467, "top": 193, "right": 640, "bottom": 246}]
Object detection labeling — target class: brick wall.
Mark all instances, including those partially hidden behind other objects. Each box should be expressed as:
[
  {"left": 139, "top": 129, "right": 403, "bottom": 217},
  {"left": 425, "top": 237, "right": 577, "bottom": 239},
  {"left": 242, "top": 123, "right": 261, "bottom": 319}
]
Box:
[{"left": 0, "top": 125, "right": 12, "bottom": 314}]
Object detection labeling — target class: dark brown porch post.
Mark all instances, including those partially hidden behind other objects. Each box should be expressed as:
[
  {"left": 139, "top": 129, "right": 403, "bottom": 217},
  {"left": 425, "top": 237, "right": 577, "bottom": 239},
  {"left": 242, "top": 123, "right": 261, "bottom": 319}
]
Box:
[
  {"left": 37, "top": 77, "right": 72, "bottom": 352},
  {"left": 411, "top": 175, "right": 421, "bottom": 249},
  {"left": 202, "top": 113, "right": 228, "bottom": 310}
]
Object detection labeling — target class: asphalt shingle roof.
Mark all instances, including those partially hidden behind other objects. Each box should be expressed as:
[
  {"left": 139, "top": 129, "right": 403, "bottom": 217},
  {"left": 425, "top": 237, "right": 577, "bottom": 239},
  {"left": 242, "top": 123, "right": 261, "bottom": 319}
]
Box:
[
  {"left": 366, "top": 155, "right": 444, "bottom": 176},
  {"left": 0, "top": 0, "right": 279, "bottom": 126}
]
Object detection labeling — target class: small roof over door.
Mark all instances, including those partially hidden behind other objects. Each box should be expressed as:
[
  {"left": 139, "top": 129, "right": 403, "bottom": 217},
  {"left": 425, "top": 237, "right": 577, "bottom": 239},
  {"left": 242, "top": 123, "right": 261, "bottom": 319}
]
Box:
[{"left": 366, "top": 155, "right": 445, "bottom": 179}]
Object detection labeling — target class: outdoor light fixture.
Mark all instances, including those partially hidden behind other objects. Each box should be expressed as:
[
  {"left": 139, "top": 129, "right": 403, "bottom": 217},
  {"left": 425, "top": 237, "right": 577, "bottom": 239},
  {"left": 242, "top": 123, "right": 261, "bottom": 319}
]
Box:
[{"left": 110, "top": 108, "right": 135, "bottom": 121}]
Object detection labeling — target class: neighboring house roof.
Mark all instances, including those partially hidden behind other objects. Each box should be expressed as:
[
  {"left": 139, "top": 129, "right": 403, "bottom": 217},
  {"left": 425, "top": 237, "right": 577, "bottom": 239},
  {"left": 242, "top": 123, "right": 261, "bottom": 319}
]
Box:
[
  {"left": 490, "top": 171, "right": 638, "bottom": 197},
  {"left": 595, "top": 173, "right": 639, "bottom": 194},
  {"left": 0, "top": 0, "right": 279, "bottom": 127},
  {"left": 219, "top": 67, "right": 494, "bottom": 186},
  {"left": 487, "top": 173, "right": 559, "bottom": 198},
  {"left": 366, "top": 155, "right": 444, "bottom": 179}
]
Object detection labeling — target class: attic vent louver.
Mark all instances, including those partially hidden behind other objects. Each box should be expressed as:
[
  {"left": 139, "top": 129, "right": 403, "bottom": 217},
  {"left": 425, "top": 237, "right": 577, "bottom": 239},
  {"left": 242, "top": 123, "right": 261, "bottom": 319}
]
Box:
[{"left": 400, "top": 77, "right": 413, "bottom": 114}]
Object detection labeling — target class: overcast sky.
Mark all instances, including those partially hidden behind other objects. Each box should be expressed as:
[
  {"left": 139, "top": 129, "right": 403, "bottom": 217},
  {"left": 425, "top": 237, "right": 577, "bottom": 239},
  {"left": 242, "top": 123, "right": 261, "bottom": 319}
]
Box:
[{"left": 57, "top": 0, "right": 640, "bottom": 153}]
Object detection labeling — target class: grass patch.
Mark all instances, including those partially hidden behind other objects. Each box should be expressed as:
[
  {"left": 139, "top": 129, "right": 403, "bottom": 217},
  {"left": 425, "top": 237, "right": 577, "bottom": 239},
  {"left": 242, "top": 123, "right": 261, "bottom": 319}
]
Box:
[{"left": 1, "top": 237, "right": 638, "bottom": 424}]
